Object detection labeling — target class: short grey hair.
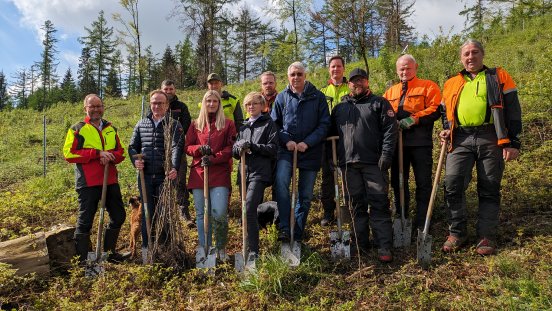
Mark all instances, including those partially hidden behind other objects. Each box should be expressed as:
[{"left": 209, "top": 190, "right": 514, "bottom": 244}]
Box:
[
  {"left": 397, "top": 54, "right": 417, "bottom": 65},
  {"left": 287, "top": 62, "right": 306, "bottom": 75},
  {"left": 460, "top": 39, "right": 485, "bottom": 56}
]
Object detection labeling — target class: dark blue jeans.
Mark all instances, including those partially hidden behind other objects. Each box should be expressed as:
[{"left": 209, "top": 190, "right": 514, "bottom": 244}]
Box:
[{"left": 274, "top": 159, "right": 318, "bottom": 241}]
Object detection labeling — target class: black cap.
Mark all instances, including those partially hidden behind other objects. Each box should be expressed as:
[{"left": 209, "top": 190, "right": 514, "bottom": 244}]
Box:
[
  {"left": 348, "top": 68, "right": 368, "bottom": 80},
  {"left": 207, "top": 73, "right": 222, "bottom": 82}
]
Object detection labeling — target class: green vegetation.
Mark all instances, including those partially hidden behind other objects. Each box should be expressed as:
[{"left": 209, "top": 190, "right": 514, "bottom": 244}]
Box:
[{"left": 1, "top": 14, "right": 551, "bottom": 310}]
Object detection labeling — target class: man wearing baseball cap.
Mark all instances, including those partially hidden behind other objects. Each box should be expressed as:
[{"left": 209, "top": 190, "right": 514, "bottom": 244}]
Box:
[
  {"left": 202, "top": 73, "right": 244, "bottom": 126},
  {"left": 329, "top": 67, "right": 398, "bottom": 262}
]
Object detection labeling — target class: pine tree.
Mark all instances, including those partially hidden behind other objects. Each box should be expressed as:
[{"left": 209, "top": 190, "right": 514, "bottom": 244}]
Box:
[
  {"left": 37, "top": 20, "right": 59, "bottom": 110},
  {"left": 378, "top": 0, "right": 415, "bottom": 52},
  {"left": 60, "top": 68, "right": 78, "bottom": 103},
  {"left": 0, "top": 71, "right": 9, "bottom": 111},
  {"left": 78, "top": 47, "right": 98, "bottom": 97},
  {"left": 160, "top": 45, "right": 178, "bottom": 82},
  {"left": 232, "top": 6, "right": 263, "bottom": 82},
  {"left": 175, "top": 37, "right": 197, "bottom": 87},
  {"left": 10, "top": 68, "right": 29, "bottom": 109},
  {"left": 113, "top": 0, "right": 144, "bottom": 94},
  {"left": 79, "top": 10, "right": 117, "bottom": 98}
]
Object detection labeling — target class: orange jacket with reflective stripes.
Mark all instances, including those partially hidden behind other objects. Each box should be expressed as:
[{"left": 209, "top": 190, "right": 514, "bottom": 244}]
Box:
[
  {"left": 442, "top": 67, "right": 521, "bottom": 149},
  {"left": 383, "top": 76, "right": 442, "bottom": 122},
  {"left": 383, "top": 76, "right": 442, "bottom": 146}
]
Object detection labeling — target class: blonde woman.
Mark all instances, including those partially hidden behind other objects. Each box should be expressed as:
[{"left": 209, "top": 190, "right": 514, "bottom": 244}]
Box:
[{"left": 185, "top": 90, "right": 236, "bottom": 261}]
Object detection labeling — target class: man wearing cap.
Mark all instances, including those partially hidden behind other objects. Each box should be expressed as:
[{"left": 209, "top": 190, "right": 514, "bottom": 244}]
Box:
[
  {"left": 319, "top": 55, "right": 350, "bottom": 226},
  {"left": 329, "top": 68, "right": 398, "bottom": 262},
  {"left": 203, "top": 73, "right": 244, "bottom": 126},
  {"left": 383, "top": 54, "right": 442, "bottom": 231}
]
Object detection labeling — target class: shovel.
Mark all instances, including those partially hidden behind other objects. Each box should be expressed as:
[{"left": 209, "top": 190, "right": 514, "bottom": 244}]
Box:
[
  {"left": 327, "top": 136, "right": 351, "bottom": 259},
  {"left": 281, "top": 147, "right": 300, "bottom": 267},
  {"left": 235, "top": 150, "right": 256, "bottom": 273},
  {"left": 86, "top": 163, "right": 110, "bottom": 276},
  {"left": 196, "top": 159, "right": 217, "bottom": 269},
  {"left": 417, "top": 141, "right": 447, "bottom": 269},
  {"left": 393, "top": 130, "right": 412, "bottom": 248},
  {"left": 133, "top": 154, "right": 153, "bottom": 264}
]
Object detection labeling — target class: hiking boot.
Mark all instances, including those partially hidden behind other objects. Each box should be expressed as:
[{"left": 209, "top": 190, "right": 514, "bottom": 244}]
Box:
[
  {"left": 442, "top": 235, "right": 466, "bottom": 253},
  {"left": 277, "top": 231, "right": 290, "bottom": 243},
  {"left": 378, "top": 248, "right": 393, "bottom": 263},
  {"left": 180, "top": 206, "right": 196, "bottom": 229},
  {"left": 476, "top": 238, "right": 495, "bottom": 256}
]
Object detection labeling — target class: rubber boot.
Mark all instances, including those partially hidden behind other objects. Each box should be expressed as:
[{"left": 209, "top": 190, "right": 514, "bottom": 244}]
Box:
[
  {"left": 74, "top": 233, "right": 91, "bottom": 263},
  {"left": 104, "top": 228, "right": 128, "bottom": 263}
]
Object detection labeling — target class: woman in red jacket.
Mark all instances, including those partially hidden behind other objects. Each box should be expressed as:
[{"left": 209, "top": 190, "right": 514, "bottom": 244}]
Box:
[{"left": 185, "top": 90, "right": 236, "bottom": 261}]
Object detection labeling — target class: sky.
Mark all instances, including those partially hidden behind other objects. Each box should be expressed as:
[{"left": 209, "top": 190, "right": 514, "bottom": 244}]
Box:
[{"left": 0, "top": 0, "right": 471, "bottom": 85}]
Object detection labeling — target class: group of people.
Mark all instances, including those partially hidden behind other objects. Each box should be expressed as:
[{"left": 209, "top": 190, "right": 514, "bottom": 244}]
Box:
[{"left": 63, "top": 39, "right": 522, "bottom": 265}]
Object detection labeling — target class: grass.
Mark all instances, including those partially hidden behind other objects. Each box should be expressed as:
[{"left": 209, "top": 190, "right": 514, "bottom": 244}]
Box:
[{"left": 1, "top": 15, "right": 552, "bottom": 310}]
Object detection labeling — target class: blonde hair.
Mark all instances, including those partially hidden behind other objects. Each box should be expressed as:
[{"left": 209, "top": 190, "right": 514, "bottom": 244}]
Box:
[
  {"left": 243, "top": 91, "right": 266, "bottom": 109},
  {"left": 196, "top": 90, "right": 226, "bottom": 131}
]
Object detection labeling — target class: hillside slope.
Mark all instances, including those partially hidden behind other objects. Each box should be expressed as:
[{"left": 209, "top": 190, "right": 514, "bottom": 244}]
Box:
[{"left": 1, "top": 15, "right": 551, "bottom": 310}]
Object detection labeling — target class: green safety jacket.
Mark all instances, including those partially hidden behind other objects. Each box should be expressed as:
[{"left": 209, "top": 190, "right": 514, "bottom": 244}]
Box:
[{"left": 320, "top": 78, "right": 350, "bottom": 113}]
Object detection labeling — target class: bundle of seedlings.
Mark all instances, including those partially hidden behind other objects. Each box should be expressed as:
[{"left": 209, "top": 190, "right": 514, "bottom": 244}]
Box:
[{"left": 149, "top": 117, "right": 189, "bottom": 269}]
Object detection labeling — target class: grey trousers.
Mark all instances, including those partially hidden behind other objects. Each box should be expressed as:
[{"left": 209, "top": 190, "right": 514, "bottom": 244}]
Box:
[{"left": 445, "top": 126, "right": 504, "bottom": 240}]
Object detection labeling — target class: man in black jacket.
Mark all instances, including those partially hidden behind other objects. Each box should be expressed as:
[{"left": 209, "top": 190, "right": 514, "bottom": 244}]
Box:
[
  {"left": 330, "top": 68, "right": 398, "bottom": 262},
  {"left": 161, "top": 79, "right": 194, "bottom": 228}
]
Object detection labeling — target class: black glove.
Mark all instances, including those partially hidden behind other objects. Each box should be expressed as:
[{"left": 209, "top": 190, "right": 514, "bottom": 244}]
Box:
[
  {"left": 236, "top": 140, "right": 251, "bottom": 154},
  {"left": 199, "top": 145, "right": 212, "bottom": 156},
  {"left": 201, "top": 155, "right": 211, "bottom": 167},
  {"left": 378, "top": 156, "right": 392, "bottom": 171}
]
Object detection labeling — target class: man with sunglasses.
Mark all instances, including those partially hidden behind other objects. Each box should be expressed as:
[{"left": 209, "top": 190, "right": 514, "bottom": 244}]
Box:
[{"left": 271, "top": 62, "right": 330, "bottom": 244}]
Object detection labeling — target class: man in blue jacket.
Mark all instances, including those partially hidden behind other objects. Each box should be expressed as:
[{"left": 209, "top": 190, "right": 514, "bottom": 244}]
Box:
[{"left": 271, "top": 62, "right": 330, "bottom": 243}]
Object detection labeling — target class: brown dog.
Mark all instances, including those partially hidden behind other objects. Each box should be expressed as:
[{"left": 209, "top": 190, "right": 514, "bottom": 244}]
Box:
[{"left": 128, "top": 196, "right": 142, "bottom": 259}]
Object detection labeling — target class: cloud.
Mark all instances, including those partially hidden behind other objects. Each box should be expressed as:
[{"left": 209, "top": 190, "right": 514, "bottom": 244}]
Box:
[{"left": 409, "top": 0, "right": 467, "bottom": 39}]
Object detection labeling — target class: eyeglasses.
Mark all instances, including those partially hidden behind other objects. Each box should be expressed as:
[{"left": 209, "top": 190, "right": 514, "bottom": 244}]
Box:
[
  {"left": 86, "top": 105, "right": 104, "bottom": 109},
  {"left": 289, "top": 72, "right": 304, "bottom": 77}
]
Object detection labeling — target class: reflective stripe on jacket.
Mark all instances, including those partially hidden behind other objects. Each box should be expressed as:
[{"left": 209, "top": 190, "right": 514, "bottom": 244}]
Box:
[
  {"left": 320, "top": 78, "right": 350, "bottom": 113},
  {"left": 63, "top": 116, "right": 125, "bottom": 189},
  {"left": 442, "top": 67, "right": 522, "bottom": 149},
  {"left": 383, "top": 77, "right": 442, "bottom": 146}
]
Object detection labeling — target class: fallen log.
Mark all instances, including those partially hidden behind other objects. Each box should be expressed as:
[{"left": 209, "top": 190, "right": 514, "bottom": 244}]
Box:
[{"left": 0, "top": 225, "right": 76, "bottom": 276}]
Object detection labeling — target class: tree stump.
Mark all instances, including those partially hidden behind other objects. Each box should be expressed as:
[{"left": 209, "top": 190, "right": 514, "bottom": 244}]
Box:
[{"left": 0, "top": 225, "right": 76, "bottom": 276}]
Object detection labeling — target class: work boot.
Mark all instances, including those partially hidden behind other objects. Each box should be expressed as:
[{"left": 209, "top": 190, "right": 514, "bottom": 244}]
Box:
[
  {"left": 180, "top": 205, "right": 196, "bottom": 229},
  {"left": 442, "top": 235, "right": 466, "bottom": 253},
  {"left": 104, "top": 228, "right": 129, "bottom": 263},
  {"left": 377, "top": 248, "right": 393, "bottom": 263},
  {"left": 475, "top": 238, "right": 496, "bottom": 256},
  {"left": 74, "top": 233, "right": 91, "bottom": 263}
]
